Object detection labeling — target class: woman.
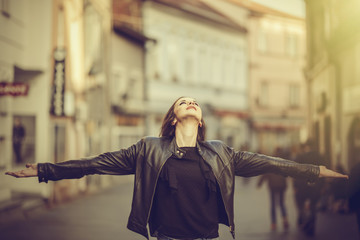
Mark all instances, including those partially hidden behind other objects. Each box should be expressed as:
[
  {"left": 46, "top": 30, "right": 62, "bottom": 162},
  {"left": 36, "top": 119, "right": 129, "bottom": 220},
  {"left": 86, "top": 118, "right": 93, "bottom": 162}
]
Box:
[{"left": 6, "top": 97, "right": 348, "bottom": 240}]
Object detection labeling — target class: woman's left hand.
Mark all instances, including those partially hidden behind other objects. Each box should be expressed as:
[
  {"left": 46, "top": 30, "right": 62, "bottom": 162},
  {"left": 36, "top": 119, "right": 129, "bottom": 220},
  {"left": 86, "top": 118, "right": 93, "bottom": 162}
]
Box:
[{"left": 319, "top": 165, "right": 348, "bottom": 179}]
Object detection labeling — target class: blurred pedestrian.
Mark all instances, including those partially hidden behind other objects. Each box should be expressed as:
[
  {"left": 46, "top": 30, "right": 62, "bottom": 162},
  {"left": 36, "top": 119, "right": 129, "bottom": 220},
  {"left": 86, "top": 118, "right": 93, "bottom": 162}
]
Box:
[
  {"left": 348, "top": 162, "right": 360, "bottom": 239},
  {"left": 5, "top": 97, "right": 348, "bottom": 240},
  {"left": 12, "top": 117, "right": 25, "bottom": 164},
  {"left": 293, "top": 139, "right": 325, "bottom": 236},
  {"left": 329, "top": 164, "right": 349, "bottom": 214},
  {"left": 257, "top": 147, "right": 290, "bottom": 231}
]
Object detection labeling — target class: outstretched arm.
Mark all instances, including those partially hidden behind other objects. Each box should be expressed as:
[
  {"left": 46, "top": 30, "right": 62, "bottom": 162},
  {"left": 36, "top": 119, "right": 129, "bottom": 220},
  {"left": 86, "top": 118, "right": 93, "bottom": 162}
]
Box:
[
  {"left": 5, "top": 163, "right": 38, "bottom": 178},
  {"left": 5, "top": 138, "right": 145, "bottom": 182},
  {"left": 233, "top": 150, "right": 348, "bottom": 181}
]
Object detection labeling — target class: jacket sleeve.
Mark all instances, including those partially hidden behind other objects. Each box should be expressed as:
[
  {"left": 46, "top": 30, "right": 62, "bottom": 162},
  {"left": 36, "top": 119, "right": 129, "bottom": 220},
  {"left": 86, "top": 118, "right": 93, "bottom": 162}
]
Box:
[
  {"left": 38, "top": 138, "right": 144, "bottom": 183},
  {"left": 233, "top": 151, "right": 320, "bottom": 182}
]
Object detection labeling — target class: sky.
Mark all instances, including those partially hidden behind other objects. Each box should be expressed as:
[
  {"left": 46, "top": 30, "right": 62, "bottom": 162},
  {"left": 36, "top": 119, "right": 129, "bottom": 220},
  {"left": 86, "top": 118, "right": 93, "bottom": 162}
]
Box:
[{"left": 251, "top": 0, "right": 306, "bottom": 18}]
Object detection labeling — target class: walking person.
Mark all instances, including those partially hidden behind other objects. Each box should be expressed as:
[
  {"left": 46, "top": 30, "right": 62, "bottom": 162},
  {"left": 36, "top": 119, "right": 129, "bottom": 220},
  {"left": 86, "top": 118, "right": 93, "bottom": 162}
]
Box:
[
  {"left": 6, "top": 97, "right": 348, "bottom": 240},
  {"left": 293, "top": 139, "right": 325, "bottom": 236},
  {"left": 257, "top": 147, "right": 290, "bottom": 231},
  {"left": 348, "top": 162, "right": 360, "bottom": 239},
  {"left": 12, "top": 117, "right": 26, "bottom": 164}
]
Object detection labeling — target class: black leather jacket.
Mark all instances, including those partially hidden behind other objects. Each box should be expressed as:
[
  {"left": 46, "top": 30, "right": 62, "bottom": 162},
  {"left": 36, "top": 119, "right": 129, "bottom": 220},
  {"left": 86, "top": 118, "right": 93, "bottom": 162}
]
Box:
[{"left": 38, "top": 136, "right": 320, "bottom": 239}]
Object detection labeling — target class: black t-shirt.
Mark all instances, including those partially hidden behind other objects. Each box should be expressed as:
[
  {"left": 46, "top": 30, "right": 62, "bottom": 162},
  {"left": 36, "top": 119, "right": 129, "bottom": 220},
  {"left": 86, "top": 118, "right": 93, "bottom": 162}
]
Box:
[{"left": 149, "top": 147, "right": 219, "bottom": 239}]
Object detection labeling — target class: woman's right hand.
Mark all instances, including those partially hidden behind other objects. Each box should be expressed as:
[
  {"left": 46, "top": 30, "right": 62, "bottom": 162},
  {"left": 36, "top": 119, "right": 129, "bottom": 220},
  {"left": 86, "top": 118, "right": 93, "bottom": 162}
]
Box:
[{"left": 5, "top": 163, "right": 38, "bottom": 178}]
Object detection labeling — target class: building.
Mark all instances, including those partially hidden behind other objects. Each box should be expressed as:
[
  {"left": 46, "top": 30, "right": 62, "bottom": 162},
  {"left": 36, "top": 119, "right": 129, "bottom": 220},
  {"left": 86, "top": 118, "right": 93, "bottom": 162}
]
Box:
[
  {"left": 211, "top": 0, "right": 307, "bottom": 154},
  {"left": 0, "top": 0, "right": 118, "bottom": 208},
  {"left": 111, "top": 0, "right": 153, "bottom": 149},
  {"left": 0, "top": 0, "right": 53, "bottom": 203},
  {"left": 305, "top": 0, "right": 360, "bottom": 170},
  {"left": 142, "top": 0, "right": 249, "bottom": 148},
  {"left": 245, "top": 1, "right": 307, "bottom": 155}
]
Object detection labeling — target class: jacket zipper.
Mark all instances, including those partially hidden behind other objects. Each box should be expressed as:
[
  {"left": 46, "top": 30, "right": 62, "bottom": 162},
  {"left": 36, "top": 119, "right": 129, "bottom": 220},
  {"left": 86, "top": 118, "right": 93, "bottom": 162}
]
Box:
[
  {"left": 145, "top": 155, "right": 170, "bottom": 227},
  {"left": 213, "top": 174, "right": 235, "bottom": 239},
  {"left": 198, "top": 146, "right": 235, "bottom": 239}
]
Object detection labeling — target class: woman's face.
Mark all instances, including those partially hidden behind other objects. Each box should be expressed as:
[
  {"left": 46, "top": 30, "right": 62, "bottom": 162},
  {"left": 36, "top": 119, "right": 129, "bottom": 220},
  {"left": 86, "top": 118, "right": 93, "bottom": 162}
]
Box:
[{"left": 173, "top": 97, "right": 202, "bottom": 124}]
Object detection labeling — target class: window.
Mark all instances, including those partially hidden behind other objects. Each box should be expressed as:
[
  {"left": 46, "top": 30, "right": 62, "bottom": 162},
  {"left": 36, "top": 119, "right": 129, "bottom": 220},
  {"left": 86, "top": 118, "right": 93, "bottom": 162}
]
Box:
[
  {"left": 185, "top": 44, "right": 194, "bottom": 84},
  {"left": 286, "top": 33, "right": 298, "bottom": 57},
  {"left": 257, "top": 29, "right": 268, "bottom": 53},
  {"left": 222, "top": 53, "right": 232, "bottom": 88},
  {"left": 235, "top": 48, "right": 246, "bottom": 90},
  {"left": 183, "top": 37, "right": 199, "bottom": 85},
  {"left": 198, "top": 46, "right": 206, "bottom": 84},
  {"left": 146, "top": 43, "right": 160, "bottom": 81},
  {"left": 129, "top": 70, "right": 143, "bottom": 100},
  {"left": 259, "top": 82, "right": 269, "bottom": 106},
  {"left": 289, "top": 84, "right": 300, "bottom": 107},
  {"left": 160, "top": 38, "right": 170, "bottom": 82},
  {"left": 111, "top": 65, "right": 126, "bottom": 104},
  {"left": 212, "top": 49, "right": 221, "bottom": 87},
  {"left": 167, "top": 42, "right": 179, "bottom": 82}
]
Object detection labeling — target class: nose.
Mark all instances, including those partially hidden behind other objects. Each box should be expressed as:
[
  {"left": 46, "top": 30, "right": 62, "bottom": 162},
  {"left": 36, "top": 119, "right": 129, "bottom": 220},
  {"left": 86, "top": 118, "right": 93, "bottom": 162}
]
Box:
[{"left": 188, "top": 101, "right": 196, "bottom": 106}]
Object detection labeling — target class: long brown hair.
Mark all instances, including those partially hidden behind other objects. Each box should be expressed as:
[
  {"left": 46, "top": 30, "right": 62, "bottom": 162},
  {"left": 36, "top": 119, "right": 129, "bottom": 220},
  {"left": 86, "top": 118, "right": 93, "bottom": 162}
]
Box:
[{"left": 159, "top": 96, "right": 206, "bottom": 141}]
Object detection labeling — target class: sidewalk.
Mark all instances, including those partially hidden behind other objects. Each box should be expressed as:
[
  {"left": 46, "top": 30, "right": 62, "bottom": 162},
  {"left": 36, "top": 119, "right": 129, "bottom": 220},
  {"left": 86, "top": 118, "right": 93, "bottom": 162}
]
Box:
[
  {"left": 316, "top": 211, "right": 359, "bottom": 240},
  {"left": 0, "top": 191, "right": 48, "bottom": 227},
  {"left": 233, "top": 177, "right": 360, "bottom": 240},
  {"left": 0, "top": 177, "right": 359, "bottom": 240}
]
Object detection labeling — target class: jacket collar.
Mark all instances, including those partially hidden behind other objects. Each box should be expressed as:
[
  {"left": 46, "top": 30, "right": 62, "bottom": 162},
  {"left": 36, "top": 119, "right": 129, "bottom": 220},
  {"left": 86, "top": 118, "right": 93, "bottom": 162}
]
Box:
[{"left": 168, "top": 136, "right": 203, "bottom": 159}]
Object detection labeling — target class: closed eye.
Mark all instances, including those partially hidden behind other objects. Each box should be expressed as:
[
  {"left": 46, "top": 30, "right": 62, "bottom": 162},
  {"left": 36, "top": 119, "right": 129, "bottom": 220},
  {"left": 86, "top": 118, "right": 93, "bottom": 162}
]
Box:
[{"left": 179, "top": 102, "right": 186, "bottom": 105}]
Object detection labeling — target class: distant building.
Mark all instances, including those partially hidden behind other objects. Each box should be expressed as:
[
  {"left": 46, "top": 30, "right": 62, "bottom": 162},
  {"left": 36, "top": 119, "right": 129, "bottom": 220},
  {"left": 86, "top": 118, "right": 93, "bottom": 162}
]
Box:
[
  {"left": 304, "top": 0, "right": 360, "bottom": 170},
  {"left": 214, "top": 0, "right": 307, "bottom": 154},
  {"left": 110, "top": 17, "right": 153, "bottom": 149},
  {"left": 247, "top": 2, "right": 307, "bottom": 154},
  {"left": 142, "top": 0, "right": 249, "bottom": 148},
  {"left": 0, "top": 0, "right": 120, "bottom": 205},
  {"left": 0, "top": 0, "right": 53, "bottom": 202}
]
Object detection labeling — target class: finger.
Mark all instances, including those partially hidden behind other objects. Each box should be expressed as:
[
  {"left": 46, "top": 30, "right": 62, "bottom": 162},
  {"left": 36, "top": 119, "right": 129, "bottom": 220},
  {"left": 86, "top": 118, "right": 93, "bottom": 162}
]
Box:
[
  {"left": 26, "top": 163, "right": 34, "bottom": 168},
  {"left": 5, "top": 171, "right": 16, "bottom": 176},
  {"left": 330, "top": 171, "right": 348, "bottom": 179},
  {"left": 5, "top": 171, "right": 27, "bottom": 178},
  {"left": 337, "top": 173, "right": 348, "bottom": 179},
  {"left": 5, "top": 172, "right": 19, "bottom": 177}
]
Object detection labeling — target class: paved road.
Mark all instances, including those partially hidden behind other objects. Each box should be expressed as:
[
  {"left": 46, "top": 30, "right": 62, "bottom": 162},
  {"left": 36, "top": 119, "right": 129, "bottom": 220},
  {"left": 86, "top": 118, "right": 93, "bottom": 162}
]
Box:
[{"left": 0, "top": 177, "right": 359, "bottom": 240}]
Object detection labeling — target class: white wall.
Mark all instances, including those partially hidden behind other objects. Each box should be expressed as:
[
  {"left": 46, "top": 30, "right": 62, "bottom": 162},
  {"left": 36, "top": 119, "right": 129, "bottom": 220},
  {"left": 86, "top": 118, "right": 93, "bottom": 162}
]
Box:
[{"left": 0, "top": 0, "right": 53, "bottom": 196}]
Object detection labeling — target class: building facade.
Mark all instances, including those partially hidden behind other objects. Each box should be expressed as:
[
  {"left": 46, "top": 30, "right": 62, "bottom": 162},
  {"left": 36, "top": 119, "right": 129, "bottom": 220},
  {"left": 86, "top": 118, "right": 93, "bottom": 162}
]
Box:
[
  {"left": 305, "top": 0, "right": 360, "bottom": 170},
  {"left": 0, "top": 0, "right": 53, "bottom": 202},
  {"left": 247, "top": 6, "right": 307, "bottom": 155},
  {"left": 142, "top": 0, "right": 249, "bottom": 148},
  {"left": 0, "top": 0, "right": 121, "bottom": 205},
  {"left": 111, "top": 0, "right": 150, "bottom": 149},
  {"left": 211, "top": 0, "right": 307, "bottom": 155}
]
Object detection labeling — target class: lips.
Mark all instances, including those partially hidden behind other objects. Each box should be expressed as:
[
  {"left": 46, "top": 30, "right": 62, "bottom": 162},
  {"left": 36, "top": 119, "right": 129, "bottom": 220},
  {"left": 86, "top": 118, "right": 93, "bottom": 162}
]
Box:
[{"left": 186, "top": 106, "right": 197, "bottom": 111}]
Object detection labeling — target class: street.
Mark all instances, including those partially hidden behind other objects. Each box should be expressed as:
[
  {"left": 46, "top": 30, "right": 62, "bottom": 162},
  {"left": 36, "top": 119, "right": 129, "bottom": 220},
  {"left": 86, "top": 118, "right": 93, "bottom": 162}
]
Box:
[{"left": 0, "top": 176, "right": 359, "bottom": 240}]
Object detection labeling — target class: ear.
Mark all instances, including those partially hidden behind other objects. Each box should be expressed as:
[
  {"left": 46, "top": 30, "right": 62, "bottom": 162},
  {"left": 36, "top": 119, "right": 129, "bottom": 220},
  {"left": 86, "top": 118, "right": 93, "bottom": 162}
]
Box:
[
  {"left": 199, "top": 122, "right": 203, "bottom": 128},
  {"left": 171, "top": 119, "right": 177, "bottom": 126}
]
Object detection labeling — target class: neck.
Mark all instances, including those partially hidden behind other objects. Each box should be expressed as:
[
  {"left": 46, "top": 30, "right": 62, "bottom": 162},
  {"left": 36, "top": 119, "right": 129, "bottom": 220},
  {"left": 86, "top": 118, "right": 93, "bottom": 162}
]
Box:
[{"left": 175, "top": 120, "right": 198, "bottom": 147}]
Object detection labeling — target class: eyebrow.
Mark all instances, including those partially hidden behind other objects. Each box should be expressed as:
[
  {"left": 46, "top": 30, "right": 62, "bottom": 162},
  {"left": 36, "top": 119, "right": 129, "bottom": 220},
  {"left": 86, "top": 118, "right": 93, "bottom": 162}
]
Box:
[{"left": 179, "top": 99, "right": 197, "bottom": 103}]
